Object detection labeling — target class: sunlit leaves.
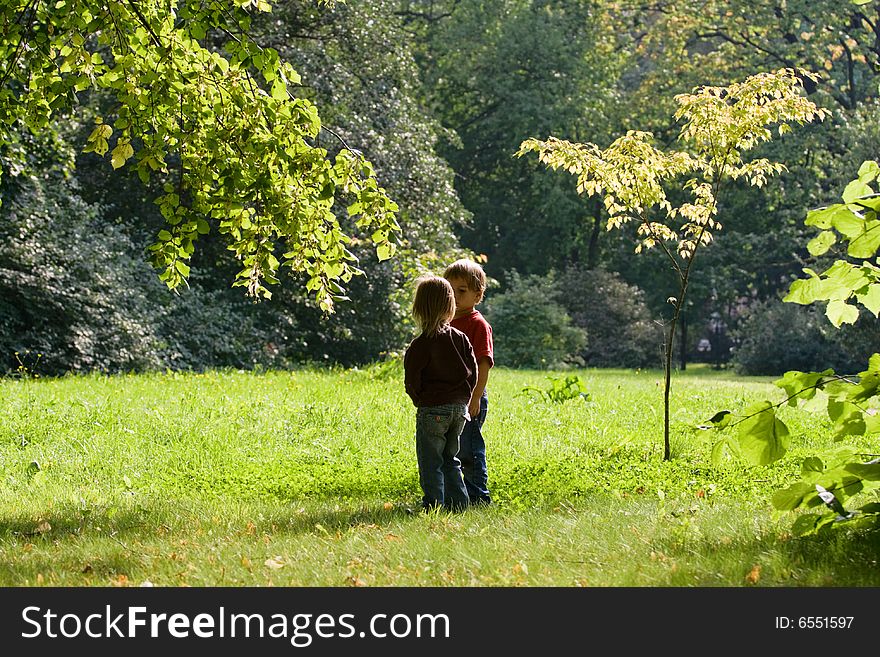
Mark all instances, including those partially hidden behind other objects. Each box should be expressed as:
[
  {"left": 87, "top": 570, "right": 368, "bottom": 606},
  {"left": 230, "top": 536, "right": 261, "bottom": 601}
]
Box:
[
  {"left": 736, "top": 401, "right": 790, "bottom": 465},
  {"left": 674, "top": 69, "right": 829, "bottom": 163},
  {"left": 785, "top": 161, "right": 880, "bottom": 325},
  {"left": 774, "top": 369, "right": 835, "bottom": 406},
  {"left": 518, "top": 69, "right": 825, "bottom": 263},
  {"left": 0, "top": 1, "right": 399, "bottom": 311}
]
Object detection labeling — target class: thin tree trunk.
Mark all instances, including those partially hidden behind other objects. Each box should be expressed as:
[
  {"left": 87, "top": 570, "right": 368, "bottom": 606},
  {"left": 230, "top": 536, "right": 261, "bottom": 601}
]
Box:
[{"left": 664, "top": 283, "right": 689, "bottom": 461}]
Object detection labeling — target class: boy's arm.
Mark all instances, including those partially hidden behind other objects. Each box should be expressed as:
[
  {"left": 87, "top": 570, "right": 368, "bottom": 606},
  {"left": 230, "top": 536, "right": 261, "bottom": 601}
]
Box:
[{"left": 468, "top": 357, "right": 491, "bottom": 420}]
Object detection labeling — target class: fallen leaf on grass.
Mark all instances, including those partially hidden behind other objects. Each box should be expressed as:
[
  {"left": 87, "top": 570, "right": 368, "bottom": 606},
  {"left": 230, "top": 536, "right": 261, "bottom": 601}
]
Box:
[
  {"left": 512, "top": 562, "right": 528, "bottom": 575},
  {"left": 383, "top": 502, "right": 394, "bottom": 510},
  {"left": 384, "top": 533, "right": 401, "bottom": 542},
  {"left": 111, "top": 574, "right": 130, "bottom": 587},
  {"left": 745, "top": 564, "right": 761, "bottom": 585}
]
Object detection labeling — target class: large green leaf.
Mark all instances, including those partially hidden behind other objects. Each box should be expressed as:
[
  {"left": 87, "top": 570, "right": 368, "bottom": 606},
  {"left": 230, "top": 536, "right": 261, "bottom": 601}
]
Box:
[
  {"left": 825, "top": 299, "right": 859, "bottom": 327},
  {"left": 857, "top": 160, "right": 880, "bottom": 180},
  {"left": 784, "top": 275, "right": 826, "bottom": 304},
  {"left": 843, "top": 179, "right": 873, "bottom": 204},
  {"left": 771, "top": 482, "right": 813, "bottom": 510},
  {"left": 804, "top": 204, "right": 852, "bottom": 230},
  {"left": 847, "top": 221, "right": 880, "bottom": 259},
  {"left": 827, "top": 399, "right": 867, "bottom": 439},
  {"left": 791, "top": 513, "right": 821, "bottom": 536},
  {"left": 774, "top": 369, "right": 832, "bottom": 406},
  {"left": 800, "top": 456, "right": 824, "bottom": 480},
  {"left": 845, "top": 462, "right": 880, "bottom": 481},
  {"left": 737, "top": 401, "right": 790, "bottom": 465},
  {"left": 806, "top": 230, "right": 836, "bottom": 256},
  {"left": 856, "top": 283, "right": 880, "bottom": 316},
  {"left": 710, "top": 435, "right": 740, "bottom": 465},
  {"left": 852, "top": 354, "right": 880, "bottom": 402}
]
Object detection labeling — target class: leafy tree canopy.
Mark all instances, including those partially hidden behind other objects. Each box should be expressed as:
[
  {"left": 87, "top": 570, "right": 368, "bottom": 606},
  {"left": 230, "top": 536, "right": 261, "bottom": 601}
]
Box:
[{"left": 0, "top": 0, "right": 400, "bottom": 311}]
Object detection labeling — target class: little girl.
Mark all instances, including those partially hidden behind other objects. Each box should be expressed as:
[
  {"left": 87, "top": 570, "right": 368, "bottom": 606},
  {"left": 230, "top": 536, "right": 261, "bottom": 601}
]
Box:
[{"left": 404, "top": 275, "right": 477, "bottom": 511}]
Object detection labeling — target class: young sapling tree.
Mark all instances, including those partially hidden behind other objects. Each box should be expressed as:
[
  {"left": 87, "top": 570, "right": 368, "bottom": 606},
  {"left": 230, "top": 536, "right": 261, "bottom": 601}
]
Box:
[{"left": 518, "top": 68, "right": 829, "bottom": 459}]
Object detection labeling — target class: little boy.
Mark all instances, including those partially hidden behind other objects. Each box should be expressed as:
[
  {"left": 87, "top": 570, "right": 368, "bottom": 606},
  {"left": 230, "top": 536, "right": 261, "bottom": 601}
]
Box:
[{"left": 443, "top": 258, "right": 494, "bottom": 506}]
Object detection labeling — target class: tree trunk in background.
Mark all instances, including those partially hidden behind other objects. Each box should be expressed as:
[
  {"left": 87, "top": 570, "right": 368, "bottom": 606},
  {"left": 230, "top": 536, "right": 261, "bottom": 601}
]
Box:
[
  {"left": 587, "top": 210, "right": 601, "bottom": 270},
  {"left": 679, "top": 311, "right": 687, "bottom": 371}
]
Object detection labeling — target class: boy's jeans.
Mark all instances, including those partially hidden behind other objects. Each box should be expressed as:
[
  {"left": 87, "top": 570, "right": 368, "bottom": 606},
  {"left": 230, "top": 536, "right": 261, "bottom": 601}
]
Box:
[
  {"left": 458, "top": 391, "right": 490, "bottom": 504},
  {"left": 415, "top": 403, "right": 470, "bottom": 510}
]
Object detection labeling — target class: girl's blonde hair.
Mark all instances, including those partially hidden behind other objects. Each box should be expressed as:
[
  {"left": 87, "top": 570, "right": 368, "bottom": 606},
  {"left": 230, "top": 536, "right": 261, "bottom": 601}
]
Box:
[{"left": 412, "top": 275, "right": 455, "bottom": 337}]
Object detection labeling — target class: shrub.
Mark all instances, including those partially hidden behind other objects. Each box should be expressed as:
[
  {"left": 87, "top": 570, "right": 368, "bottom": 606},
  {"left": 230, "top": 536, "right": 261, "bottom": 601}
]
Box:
[
  {"left": 731, "top": 298, "right": 876, "bottom": 376},
  {"left": 557, "top": 265, "right": 662, "bottom": 368},
  {"left": 484, "top": 271, "right": 586, "bottom": 369}
]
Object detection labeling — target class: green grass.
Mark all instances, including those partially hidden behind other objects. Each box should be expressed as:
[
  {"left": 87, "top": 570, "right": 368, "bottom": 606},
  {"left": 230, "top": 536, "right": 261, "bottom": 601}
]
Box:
[{"left": 1, "top": 365, "right": 877, "bottom": 586}]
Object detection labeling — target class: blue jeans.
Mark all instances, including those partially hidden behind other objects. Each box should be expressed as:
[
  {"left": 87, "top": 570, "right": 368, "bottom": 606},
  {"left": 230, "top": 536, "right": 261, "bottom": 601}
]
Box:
[
  {"left": 415, "top": 404, "right": 470, "bottom": 510},
  {"left": 459, "top": 392, "right": 490, "bottom": 504}
]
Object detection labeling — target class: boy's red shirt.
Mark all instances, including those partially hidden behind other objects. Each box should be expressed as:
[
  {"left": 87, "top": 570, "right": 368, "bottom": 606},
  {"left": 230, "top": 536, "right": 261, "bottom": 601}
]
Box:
[{"left": 451, "top": 309, "right": 494, "bottom": 367}]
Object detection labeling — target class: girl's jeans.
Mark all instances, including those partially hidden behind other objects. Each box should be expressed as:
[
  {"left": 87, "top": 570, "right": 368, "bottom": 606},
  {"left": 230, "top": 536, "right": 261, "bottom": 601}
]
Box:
[
  {"left": 415, "top": 403, "right": 470, "bottom": 510},
  {"left": 458, "top": 391, "right": 490, "bottom": 504}
]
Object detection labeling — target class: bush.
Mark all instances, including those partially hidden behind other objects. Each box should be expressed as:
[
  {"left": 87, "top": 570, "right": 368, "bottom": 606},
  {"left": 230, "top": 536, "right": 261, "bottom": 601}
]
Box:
[
  {"left": 557, "top": 265, "right": 662, "bottom": 368},
  {"left": 484, "top": 271, "right": 586, "bottom": 369},
  {"left": 731, "top": 298, "right": 877, "bottom": 376}
]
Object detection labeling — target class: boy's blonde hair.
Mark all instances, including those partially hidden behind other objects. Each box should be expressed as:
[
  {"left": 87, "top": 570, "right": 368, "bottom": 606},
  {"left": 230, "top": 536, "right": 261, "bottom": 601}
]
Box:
[
  {"left": 443, "top": 258, "right": 486, "bottom": 299},
  {"left": 412, "top": 275, "right": 456, "bottom": 336}
]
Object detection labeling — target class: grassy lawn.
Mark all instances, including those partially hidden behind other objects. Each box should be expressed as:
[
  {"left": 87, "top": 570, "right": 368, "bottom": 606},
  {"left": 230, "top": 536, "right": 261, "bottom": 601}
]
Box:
[{"left": 1, "top": 365, "right": 877, "bottom": 586}]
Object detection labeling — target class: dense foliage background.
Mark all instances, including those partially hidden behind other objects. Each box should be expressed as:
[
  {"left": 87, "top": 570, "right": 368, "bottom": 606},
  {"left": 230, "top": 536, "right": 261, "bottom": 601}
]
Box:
[{"left": 2, "top": 0, "right": 878, "bottom": 376}]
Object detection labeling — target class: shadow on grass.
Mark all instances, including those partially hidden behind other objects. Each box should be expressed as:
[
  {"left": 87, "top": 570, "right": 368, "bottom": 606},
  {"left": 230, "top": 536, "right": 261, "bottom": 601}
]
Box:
[
  {"left": 653, "top": 522, "right": 880, "bottom": 586},
  {"left": 0, "top": 500, "right": 437, "bottom": 585},
  {"left": 0, "top": 498, "right": 426, "bottom": 541}
]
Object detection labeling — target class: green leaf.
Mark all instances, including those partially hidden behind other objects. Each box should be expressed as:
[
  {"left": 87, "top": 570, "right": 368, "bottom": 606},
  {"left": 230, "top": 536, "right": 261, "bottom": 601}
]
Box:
[
  {"left": 376, "top": 243, "right": 395, "bottom": 261},
  {"left": 801, "top": 456, "right": 824, "bottom": 480},
  {"left": 855, "top": 283, "right": 880, "bottom": 316},
  {"left": 825, "top": 299, "right": 859, "bottom": 327},
  {"left": 783, "top": 276, "right": 825, "bottom": 305},
  {"left": 110, "top": 140, "right": 134, "bottom": 169},
  {"left": 850, "top": 354, "right": 880, "bottom": 403},
  {"left": 843, "top": 179, "right": 873, "bottom": 204},
  {"left": 857, "top": 160, "right": 880, "bottom": 180},
  {"left": 774, "top": 369, "right": 831, "bottom": 406},
  {"left": 271, "top": 78, "right": 287, "bottom": 101},
  {"left": 771, "top": 482, "right": 813, "bottom": 511},
  {"left": 827, "top": 399, "right": 866, "bottom": 439},
  {"left": 806, "top": 230, "right": 836, "bottom": 256},
  {"left": 790, "top": 513, "right": 821, "bottom": 537},
  {"left": 705, "top": 409, "right": 732, "bottom": 429},
  {"left": 174, "top": 260, "right": 190, "bottom": 277},
  {"left": 845, "top": 462, "right": 880, "bottom": 481},
  {"left": 832, "top": 208, "right": 868, "bottom": 238},
  {"left": 737, "top": 401, "right": 789, "bottom": 465},
  {"left": 805, "top": 204, "right": 853, "bottom": 230},
  {"left": 710, "top": 436, "right": 740, "bottom": 465},
  {"left": 847, "top": 221, "right": 880, "bottom": 259}
]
